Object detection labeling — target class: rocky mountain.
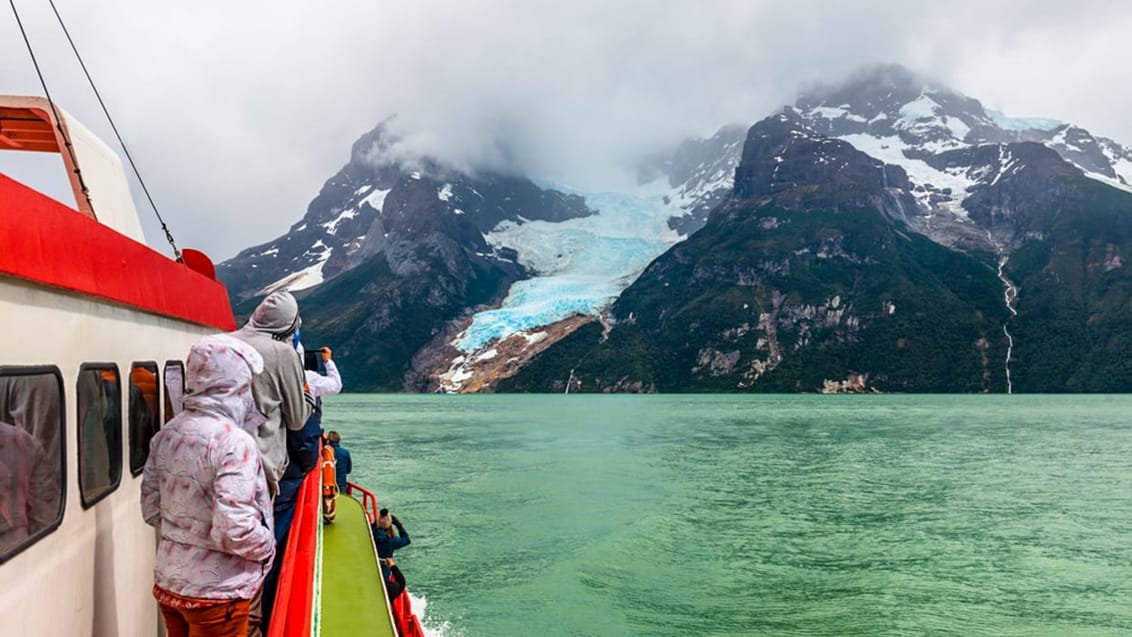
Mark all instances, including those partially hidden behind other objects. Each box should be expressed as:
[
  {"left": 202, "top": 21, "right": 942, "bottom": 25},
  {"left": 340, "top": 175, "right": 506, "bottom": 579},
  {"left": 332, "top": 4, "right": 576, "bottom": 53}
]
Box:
[
  {"left": 793, "top": 64, "right": 1132, "bottom": 251},
  {"left": 219, "top": 64, "right": 1132, "bottom": 393},
  {"left": 220, "top": 119, "right": 592, "bottom": 303},
  {"left": 218, "top": 119, "right": 744, "bottom": 391},
  {"left": 641, "top": 123, "right": 748, "bottom": 235},
  {"left": 501, "top": 113, "right": 1013, "bottom": 392},
  {"left": 218, "top": 119, "right": 596, "bottom": 390},
  {"left": 503, "top": 67, "right": 1132, "bottom": 393}
]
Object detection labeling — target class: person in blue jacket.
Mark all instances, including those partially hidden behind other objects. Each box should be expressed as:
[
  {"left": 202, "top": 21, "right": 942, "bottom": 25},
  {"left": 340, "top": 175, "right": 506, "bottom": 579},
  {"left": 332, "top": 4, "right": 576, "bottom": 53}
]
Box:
[
  {"left": 327, "top": 431, "right": 351, "bottom": 493},
  {"left": 372, "top": 508, "right": 410, "bottom": 579}
]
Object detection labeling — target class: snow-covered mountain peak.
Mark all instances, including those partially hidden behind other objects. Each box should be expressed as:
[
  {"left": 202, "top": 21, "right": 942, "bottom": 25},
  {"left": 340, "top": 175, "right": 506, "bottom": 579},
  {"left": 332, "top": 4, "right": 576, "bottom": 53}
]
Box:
[
  {"left": 217, "top": 63, "right": 1132, "bottom": 393},
  {"left": 787, "top": 65, "right": 1132, "bottom": 245},
  {"left": 218, "top": 118, "right": 595, "bottom": 303},
  {"left": 797, "top": 66, "right": 995, "bottom": 152}
]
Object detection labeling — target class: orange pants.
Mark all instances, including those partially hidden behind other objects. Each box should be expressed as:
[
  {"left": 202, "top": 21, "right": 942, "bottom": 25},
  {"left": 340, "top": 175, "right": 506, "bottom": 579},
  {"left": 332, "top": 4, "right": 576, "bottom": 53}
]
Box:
[{"left": 159, "top": 599, "right": 250, "bottom": 637}]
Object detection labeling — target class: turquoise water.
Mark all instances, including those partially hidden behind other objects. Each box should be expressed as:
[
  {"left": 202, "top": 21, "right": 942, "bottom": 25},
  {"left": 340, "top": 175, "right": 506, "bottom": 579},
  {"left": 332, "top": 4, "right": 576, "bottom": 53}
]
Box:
[{"left": 324, "top": 394, "right": 1132, "bottom": 636}]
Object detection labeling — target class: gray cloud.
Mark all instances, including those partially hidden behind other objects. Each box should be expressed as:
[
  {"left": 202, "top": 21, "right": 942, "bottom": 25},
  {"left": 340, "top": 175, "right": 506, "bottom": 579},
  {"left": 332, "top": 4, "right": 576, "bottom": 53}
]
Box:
[{"left": 2, "top": 0, "right": 1130, "bottom": 260}]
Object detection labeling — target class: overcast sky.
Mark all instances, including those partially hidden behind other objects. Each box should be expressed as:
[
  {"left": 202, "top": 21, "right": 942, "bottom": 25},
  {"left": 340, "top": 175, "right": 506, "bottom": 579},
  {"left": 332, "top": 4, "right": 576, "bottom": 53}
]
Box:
[{"left": 2, "top": 0, "right": 1130, "bottom": 260}]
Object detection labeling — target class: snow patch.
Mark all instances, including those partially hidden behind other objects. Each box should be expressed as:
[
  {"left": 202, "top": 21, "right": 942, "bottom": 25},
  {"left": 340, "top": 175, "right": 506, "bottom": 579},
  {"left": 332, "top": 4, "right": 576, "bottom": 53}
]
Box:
[
  {"left": 898, "top": 93, "right": 941, "bottom": 122},
  {"left": 438, "top": 184, "right": 454, "bottom": 202},
  {"left": 943, "top": 116, "right": 970, "bottom": 142},
  {"left": 437, "top": 356, "right": 472, "bottom": 391},
  {"left": 283, "top": 260, "right": 328, "bottom": 292},
  {"left": 1083, "top": 171, "right": 1132, "bottom": 194},
  {"left": 257, "top": 240, "right": 334, "bottom": 294},
  {"left": 839, "top": 133, "right": 975, "bottom": 218},
  {"left": 990, "top": 146, "right": 1019, "bottom": 187},
  {"left": 321, "top": 208, "right": 358, "bottom": 235},
  {"left": 362, "top": 187, "right": 391, "bottom": 211},
  {"left": 256, "top": 254, "right": 330, "bottom": 296},
  {"left": 1112, "top": 157, "right": 1132, "bottom": 186},
  {"left": 809, "top": 105, "right": 867, "bottom": 123}
]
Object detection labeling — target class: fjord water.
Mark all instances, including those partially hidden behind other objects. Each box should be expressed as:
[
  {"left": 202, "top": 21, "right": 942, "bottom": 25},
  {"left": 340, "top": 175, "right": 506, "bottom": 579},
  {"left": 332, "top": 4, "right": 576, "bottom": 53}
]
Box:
[{"left": 327, "top": 394, "right": 1132, "bottom": 636}]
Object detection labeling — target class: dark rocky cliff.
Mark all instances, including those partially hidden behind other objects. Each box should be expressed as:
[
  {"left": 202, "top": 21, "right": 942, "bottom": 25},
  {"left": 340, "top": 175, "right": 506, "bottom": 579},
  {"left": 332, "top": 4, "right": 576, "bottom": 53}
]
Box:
[{"left": 219, "top": 119, "right": 594, "bottom": 391}]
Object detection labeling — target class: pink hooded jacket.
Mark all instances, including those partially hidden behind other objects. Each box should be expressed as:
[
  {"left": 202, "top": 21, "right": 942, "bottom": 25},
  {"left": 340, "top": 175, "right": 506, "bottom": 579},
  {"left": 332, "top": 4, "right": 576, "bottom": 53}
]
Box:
[{"left": 141, "top": 334, "right": 275, "bottom": 600}]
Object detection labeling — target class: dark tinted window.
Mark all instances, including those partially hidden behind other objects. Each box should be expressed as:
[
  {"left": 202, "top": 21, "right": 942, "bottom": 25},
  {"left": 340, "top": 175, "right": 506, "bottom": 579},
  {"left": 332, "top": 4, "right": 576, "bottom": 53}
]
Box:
[
  {"left": 163, "top": 361, "right": 184, "bottom": 424},
  {"left": 0, "top": 367, "right": 65, "bottom": 563},
  {"left": 128, "top": 362, "right": 160, "bottom": 476},
  {"left": 78, "top": 364, "right": 121, "bottom": 507}
]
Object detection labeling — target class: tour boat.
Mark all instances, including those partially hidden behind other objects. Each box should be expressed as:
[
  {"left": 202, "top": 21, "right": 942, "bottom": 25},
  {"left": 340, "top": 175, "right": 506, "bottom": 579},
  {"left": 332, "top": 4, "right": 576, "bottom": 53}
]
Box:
[{"left": 0, "top": 96, "right": 421, "bottom": 636}]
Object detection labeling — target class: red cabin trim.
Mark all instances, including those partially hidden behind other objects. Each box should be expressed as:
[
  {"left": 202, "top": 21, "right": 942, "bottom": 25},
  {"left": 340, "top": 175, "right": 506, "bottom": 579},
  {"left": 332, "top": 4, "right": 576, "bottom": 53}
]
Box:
[{"left": 0, "top": 173, "right": 235, "bottom": 330}]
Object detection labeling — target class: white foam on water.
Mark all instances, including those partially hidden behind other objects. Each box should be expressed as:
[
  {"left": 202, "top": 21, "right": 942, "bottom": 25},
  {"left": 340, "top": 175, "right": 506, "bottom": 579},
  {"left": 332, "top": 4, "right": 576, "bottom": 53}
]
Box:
[{"left": 409, "top": 591, "right": 461, "bottom": 637}]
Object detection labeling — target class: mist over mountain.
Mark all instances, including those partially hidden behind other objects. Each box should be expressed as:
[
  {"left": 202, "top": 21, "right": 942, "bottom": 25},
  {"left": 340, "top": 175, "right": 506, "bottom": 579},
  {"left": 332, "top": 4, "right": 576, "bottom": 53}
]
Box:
[{"left": 218, "top": 64, "right": 1132, "bottom": 393}]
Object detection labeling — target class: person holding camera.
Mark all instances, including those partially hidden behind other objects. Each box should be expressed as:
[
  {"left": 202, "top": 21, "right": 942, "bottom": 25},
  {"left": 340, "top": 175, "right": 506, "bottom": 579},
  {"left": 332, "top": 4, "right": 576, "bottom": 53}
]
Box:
[
  {"left": 299, "top": 344, "right": 341, "bottom": 398},
  {"left": 372, "top": 509, "right": 411, "bottom": 578}
]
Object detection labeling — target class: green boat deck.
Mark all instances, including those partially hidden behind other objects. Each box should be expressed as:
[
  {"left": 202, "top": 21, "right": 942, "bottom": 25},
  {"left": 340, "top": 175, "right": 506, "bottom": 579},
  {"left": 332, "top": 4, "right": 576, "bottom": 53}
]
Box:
[{"left": 320, "top": 495, "right": 397, "bottom": 636}]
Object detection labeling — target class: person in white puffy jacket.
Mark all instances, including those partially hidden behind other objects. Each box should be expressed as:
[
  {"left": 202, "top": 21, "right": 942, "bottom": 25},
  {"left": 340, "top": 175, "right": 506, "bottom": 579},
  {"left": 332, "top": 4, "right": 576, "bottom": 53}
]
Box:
[{"left": 141, "top": 334, "right": 274, "bottom": 637}]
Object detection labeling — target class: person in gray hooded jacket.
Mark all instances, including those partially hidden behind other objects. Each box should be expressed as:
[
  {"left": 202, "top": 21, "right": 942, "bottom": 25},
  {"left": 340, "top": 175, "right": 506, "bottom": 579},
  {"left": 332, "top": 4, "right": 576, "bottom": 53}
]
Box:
[{"left": 230, "top": 291, "right": 314, "bottom": 497}]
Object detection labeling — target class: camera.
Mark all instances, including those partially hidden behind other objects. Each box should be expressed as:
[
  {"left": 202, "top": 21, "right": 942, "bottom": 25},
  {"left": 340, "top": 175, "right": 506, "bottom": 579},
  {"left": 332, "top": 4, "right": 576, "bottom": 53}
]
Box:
[{"left": 303, "top": 349, "right": 321, "bottom": 372}]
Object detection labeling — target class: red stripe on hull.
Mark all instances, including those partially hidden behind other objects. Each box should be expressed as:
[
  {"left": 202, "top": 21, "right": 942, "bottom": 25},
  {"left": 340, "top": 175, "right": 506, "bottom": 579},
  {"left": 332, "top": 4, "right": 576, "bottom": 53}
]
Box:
[{"left": 0, "top": 173, "right": 235, "bottom": 330}]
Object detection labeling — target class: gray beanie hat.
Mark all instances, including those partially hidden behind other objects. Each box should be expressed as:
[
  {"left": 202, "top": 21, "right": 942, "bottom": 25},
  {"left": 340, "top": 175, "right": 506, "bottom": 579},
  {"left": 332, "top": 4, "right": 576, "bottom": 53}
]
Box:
[{"left": 248, "top": 291, "right": 301, "bottom": 337}]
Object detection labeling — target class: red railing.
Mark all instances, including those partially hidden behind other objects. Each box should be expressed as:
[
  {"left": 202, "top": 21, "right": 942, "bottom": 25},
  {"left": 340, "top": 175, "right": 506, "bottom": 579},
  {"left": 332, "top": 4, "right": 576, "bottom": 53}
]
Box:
[
  {"left": 267, "top": 454, "right": 322, "bottom": 637},
  {"left": 266, "top": 466, "right": 410, "bottom": 637},
  {"left": 347, "top": 481, "right": 426, "bottom": 637},
  {"left": 346, "top": 481, "right": 380, "bottom": 524}
]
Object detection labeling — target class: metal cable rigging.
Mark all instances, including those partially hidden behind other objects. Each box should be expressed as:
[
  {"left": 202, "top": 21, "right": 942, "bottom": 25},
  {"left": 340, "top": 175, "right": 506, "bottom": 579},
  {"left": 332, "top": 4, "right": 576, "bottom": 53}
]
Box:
[
  {"left": 7, "top": 0, "right": 93, "bottom": 212},
  {"left": 8, "top": 0, "right": 183, "bottom": 261}
]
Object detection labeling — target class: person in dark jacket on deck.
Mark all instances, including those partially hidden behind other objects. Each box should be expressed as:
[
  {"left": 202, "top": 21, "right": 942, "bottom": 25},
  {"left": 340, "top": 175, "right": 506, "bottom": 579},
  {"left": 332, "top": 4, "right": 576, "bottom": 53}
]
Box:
[
  {"left": 327, "top": 431, "right": 351, "bottom": 494},
  {"left": 259, "top": 397, "right": 322, "bottom": 630},
  {"left": 372, "top": 508, "right": 411, "bottom": 559},
  {"left": 382, "top": 558, "right": 406, "bottom": 601},
  {"left": 372, "top": 508, "right": 410, "bottom": 581}
]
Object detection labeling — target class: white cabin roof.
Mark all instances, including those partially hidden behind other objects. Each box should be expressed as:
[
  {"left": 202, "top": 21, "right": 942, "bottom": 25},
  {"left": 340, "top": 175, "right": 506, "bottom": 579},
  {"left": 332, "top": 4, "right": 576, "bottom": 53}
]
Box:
[{"left": 0, "top": 95, "right": 145, "bottom": 242}]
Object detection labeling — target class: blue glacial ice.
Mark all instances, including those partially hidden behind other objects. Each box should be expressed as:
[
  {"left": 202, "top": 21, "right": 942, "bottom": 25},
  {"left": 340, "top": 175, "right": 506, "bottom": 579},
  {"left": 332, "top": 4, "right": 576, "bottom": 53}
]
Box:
[
  {"left": 986, "top": 109, "right": 1063, "bottom": 132},
  {"left": 456, "top": 186, "right": 683, "bottom": 351}
]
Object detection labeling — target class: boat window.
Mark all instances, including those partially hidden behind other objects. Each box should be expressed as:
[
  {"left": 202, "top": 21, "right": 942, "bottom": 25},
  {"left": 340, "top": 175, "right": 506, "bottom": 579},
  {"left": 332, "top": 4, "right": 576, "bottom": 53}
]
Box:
[
  {"left": 128, "top": 362, "right": 160, "bottom": 477},
  {"left": 0, "top": 366, "right": 65, "bottom": 564},
  {"left": 78, "top": 364, "right": 121, "bottom": 508},
  {"left": 163, "top": 361, "right": 184, "bottom": 424}
]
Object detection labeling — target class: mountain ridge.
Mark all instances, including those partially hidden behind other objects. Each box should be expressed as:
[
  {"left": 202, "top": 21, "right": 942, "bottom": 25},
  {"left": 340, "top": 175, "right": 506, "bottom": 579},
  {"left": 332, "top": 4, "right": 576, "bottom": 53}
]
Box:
[{"left": 217, "top": 64, "right": 1132, "bottom": 392}]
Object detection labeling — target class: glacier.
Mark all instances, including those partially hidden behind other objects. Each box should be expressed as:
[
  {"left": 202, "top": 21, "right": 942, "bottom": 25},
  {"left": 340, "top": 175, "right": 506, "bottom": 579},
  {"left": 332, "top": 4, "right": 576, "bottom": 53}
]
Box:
[
  {"left": 986, "top": 109, "right": 1063, "bottom": 132},
  {"left": 455, "top": 185, "right": 685, "bottom": 351}
]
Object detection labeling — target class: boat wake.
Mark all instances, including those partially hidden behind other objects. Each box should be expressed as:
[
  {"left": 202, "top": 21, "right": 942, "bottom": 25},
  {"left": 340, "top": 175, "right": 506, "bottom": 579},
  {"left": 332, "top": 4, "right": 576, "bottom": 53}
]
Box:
[{"left": 409, "top": 592, "right": 460, "bottom": 637}]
